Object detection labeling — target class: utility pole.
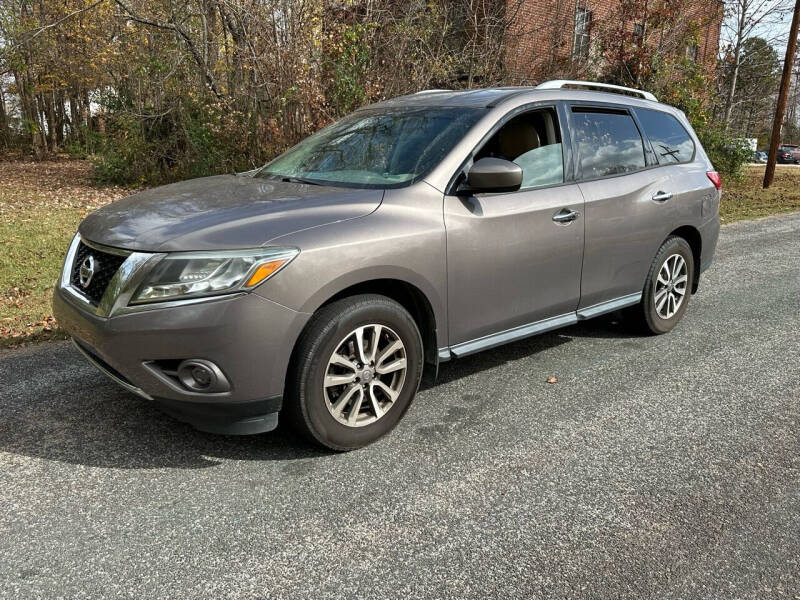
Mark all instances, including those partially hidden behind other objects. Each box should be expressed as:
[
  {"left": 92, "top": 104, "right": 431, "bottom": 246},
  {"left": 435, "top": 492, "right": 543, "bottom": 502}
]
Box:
[{"left": 764, "top": 0, "right": 800, "bottom": 188}]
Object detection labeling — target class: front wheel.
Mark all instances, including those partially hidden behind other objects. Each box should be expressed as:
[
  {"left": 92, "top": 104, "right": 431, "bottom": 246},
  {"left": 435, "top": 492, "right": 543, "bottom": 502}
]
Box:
[
  {"left": 629, "top": 236, "right": 695, "bottom": 335},
  {"left": 285, "top": 294, "right": 424, "bottom": 451}
]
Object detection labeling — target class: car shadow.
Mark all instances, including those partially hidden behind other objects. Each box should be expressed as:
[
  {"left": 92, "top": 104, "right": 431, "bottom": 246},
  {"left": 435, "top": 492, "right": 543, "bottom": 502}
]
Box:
[{"left": 0, "top": 313, "right": 640, "bottom": 469}]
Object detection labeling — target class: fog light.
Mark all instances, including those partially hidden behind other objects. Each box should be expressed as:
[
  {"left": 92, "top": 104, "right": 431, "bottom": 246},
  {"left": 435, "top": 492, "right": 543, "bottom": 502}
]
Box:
[
  {"left": 191, "top": 366, "right": 212, "bottom": 387},
  {"left": 176, "top": 359, "right": 230, "bottom": 393}
]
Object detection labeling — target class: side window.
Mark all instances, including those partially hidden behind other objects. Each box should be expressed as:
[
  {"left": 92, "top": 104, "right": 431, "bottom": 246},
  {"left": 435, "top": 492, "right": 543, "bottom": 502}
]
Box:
[
  {"left": 636, "top": 108, "right": 695, "bottom": 164},
  {"left": 474, "top": 108, "right": 564, "bottom": 189},
  {"left": 571, "top": 109, "right": 646, "bottom": 179}
]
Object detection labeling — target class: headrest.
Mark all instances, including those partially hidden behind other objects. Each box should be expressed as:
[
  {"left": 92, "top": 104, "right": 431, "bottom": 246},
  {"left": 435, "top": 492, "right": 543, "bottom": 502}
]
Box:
[{"left": 498, "top": 123, "right": 540, "bottom": 160}]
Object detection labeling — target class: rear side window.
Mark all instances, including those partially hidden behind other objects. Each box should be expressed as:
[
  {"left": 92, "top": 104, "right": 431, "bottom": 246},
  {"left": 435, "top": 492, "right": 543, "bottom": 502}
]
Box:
[
  {"left": 571, "top": 109, "right": 646, "bottom": 178},
  {"left": 637, "top": 108, "right": 695, "bottom": 164}
]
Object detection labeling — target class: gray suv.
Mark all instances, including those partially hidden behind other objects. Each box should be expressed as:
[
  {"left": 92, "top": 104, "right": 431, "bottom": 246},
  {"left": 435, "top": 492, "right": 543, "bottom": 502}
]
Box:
[{"left": 54, "top": 80, "right": 721, "bottom": 450}]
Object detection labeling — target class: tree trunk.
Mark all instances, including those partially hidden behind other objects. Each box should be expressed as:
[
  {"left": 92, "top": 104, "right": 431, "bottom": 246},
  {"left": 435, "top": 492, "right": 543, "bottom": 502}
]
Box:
[
  {"left": 0, "top": 85, "right": 10, "bottom": 149},
  {"left": 13, "top": 70, "right": 46, "bottom": 159},
  {"left": 43, "top": 92, "right": 58, "bottom": 152},
  {"left": 723, "top": 49, "right": 742, "bottom": 129},
  {"left": 723, "top": 7, "right": 748, "bottom": 130},
  {"left": 54, "top": 92, "right": 65, "bottom": 148},
  {"left": 83, "top": 89, "right": 92, "bottom": 132}
]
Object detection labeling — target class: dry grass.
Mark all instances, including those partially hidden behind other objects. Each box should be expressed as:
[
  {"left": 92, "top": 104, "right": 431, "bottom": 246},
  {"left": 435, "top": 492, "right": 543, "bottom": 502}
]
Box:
[
  {"left": 722, "top": 165, "right": 800, "bottom": 224},
  {"left": 0, "top": 159, "right": 134, "bottom": 349},
  {"left": 0, "top": 160, "right": 798, "bottom": 350}
]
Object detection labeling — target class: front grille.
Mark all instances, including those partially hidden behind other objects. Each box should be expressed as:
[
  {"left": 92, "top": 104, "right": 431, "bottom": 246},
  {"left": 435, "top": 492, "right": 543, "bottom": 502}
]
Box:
[{"left": 69, "top": 241, "right": 127, "bottom": 305}]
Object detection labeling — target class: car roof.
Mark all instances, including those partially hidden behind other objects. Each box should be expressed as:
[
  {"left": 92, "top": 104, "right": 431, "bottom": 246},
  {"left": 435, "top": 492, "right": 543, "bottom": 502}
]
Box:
[
  {"left": 363, "top": 87, "right": 538, "bottom": 109},
  {"left": 362, "top": 86, "right": 673, "bottom": 112}
]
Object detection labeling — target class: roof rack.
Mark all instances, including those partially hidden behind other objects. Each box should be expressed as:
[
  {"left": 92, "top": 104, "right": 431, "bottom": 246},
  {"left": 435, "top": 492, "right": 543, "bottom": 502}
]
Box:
[
  {"left": 414, "top": 89, "right": 451, "bottom": 94},
  {"left": 535, "top": 80, "right": 658, "bottom": 102}
]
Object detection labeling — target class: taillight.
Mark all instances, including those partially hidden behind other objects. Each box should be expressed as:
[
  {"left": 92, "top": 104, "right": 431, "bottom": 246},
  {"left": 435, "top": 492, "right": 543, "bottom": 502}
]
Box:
[{"left": 706, "top": 171, "right": 722, "bottom": 190}]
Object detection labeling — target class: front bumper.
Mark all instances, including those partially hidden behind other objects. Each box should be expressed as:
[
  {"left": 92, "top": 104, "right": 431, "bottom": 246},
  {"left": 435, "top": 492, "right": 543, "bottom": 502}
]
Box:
[{"left": 53, "top": 283, "right": 310, "bottom": 434}]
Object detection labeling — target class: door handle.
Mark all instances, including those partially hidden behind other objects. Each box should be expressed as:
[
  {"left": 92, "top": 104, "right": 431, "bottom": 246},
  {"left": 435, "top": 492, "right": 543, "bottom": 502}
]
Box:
[
  {"left": 652, "top": 191, "right": 673, "bottom": 202},
  {"left": 552, "top": 208, "right": 580, "bottom": 224}
]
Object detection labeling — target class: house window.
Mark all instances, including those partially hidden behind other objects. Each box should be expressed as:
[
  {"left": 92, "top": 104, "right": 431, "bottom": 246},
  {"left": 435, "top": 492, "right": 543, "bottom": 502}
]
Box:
[
  {"left": 573, "top": 8, "right": 592, "bottom": 59},
  {"left": 686, "top": 43, "right": 699, "bottom": 62}
]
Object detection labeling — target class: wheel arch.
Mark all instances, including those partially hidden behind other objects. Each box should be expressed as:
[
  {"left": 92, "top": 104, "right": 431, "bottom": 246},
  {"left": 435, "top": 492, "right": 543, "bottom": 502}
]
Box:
[
  {"left": 284, "top": 273, "right": 442, "bottom": 384},
  {"left": 319, "top": 279, "right": 440, "bottom": 369},
  {"left": 669, "top": 225, "right": 702, "bottom": 293}
]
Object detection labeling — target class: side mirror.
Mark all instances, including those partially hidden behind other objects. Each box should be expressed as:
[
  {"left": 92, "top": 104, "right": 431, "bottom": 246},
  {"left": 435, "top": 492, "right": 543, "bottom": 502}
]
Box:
[{"left": 460, "top": 157, "right": 522, "bottom": 194}]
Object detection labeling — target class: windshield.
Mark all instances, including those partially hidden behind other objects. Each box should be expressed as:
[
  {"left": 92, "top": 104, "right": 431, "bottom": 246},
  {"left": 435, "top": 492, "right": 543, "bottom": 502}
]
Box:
[{"left": 257, "top": 107, "right": 484, "bottom": 188}]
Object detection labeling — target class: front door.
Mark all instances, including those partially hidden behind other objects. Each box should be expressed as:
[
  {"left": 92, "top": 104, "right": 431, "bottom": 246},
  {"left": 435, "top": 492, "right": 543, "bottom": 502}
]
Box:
[{"left": 444, "top": 106, "right": 584, "bottom": 350}]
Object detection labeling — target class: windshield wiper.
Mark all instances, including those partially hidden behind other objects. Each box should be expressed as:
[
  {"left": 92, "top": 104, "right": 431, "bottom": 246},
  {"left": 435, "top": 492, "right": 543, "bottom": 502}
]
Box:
[
  {"left": 280, "top": 175, "right": 322, "bottom": 186},
  {"left": 257, "top": 171, "right": 323, "bottom": 186}
]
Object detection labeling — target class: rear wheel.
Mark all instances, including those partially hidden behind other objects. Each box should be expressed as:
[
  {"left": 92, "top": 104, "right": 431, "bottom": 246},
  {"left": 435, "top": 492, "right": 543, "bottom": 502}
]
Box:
[
  {"left": 285, "top": 294, "right": 423, "bottom": 451},
  {"left": 629, "top": 236, "right": 694, "bottom": 335}
]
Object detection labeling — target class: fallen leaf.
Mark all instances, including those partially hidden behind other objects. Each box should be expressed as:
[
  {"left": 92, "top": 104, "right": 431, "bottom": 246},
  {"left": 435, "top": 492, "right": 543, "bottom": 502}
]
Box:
[{"left": 546, "top": 376, "right": 558, "bottom": 384}]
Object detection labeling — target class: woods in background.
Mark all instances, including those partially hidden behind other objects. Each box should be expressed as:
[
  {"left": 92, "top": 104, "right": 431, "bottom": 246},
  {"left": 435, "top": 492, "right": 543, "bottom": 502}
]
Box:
[{"left": 0, "top": 0, "right": 794, "bottom": 184}]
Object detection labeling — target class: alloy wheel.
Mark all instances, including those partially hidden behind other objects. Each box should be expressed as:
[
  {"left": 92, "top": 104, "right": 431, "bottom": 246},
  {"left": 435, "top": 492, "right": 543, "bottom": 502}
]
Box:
[
  {"left": 323, "top": 324, "right": 407, "bottom": 427},
  {"left": 654, "top": 253, "right": 688, "bottom": 319}
]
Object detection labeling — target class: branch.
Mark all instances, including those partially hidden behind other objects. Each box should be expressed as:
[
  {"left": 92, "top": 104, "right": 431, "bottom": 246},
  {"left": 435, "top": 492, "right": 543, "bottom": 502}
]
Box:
[
  {"left": 9, "top": 0, "right": 105, "bottom": 47},
  {"left": 113, "top": 0, "right": 222, "bottom": 98}
]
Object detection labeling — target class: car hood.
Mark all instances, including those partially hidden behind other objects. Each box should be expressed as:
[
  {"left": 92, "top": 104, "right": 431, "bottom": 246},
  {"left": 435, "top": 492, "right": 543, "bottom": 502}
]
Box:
[{"left": 79, "top": 174, "right": 383, "bottom": 252}]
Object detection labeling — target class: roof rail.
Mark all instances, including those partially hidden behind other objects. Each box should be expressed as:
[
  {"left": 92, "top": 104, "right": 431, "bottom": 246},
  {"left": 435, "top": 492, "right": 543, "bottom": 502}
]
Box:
[
  {"left": 535, "top": 80, "right": 658, "bottom": 102},
  {"left": 414, "top": 89, "right": 451, "bottom": 94}
]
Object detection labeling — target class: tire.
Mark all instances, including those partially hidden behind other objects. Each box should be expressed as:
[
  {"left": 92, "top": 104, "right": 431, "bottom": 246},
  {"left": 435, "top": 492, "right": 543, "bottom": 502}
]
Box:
[
  {"left": 285, "top": 294, "right": 424, "bottom": 451},
  {"left": 628, "top": 236, "right": 695, "bottom": 335}
]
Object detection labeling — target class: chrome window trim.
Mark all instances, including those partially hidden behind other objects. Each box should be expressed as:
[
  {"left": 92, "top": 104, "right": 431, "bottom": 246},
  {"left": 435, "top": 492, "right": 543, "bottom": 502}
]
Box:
[{"left": 566, "top": 103, "right": 653, "bottom": 181}]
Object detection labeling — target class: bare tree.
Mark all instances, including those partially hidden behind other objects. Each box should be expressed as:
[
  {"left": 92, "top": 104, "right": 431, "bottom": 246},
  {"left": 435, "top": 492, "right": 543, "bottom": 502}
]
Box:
[{"left": 720, "top": 0, "right": 793, "bottom": 129}]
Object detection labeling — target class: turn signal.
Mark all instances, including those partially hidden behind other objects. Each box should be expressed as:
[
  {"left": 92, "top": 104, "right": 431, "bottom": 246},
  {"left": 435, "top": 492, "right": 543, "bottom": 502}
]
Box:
[
  {"left": 706, "top": 171, "right": 722, "bottom": 190},
  {"left": 245, "top": 259, "right": 288, "bottom": 287}
]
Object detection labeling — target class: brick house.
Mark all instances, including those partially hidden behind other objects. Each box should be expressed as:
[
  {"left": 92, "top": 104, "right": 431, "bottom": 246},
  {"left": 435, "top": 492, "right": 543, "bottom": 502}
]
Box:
[{"left": 503, "top": 0, "right": 724, "bottom": 84}]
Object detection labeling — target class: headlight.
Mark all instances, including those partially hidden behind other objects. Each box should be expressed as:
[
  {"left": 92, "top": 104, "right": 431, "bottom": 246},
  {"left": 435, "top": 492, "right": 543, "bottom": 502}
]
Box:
[{"left": 130, "top": 247, "right": 298, "bottom": 304}]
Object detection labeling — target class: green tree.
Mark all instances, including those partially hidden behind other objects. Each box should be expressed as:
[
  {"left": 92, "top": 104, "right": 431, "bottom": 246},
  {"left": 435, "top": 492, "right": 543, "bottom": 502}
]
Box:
[{"left": 719, "top": 36, "right": 781, "bottom": 138}]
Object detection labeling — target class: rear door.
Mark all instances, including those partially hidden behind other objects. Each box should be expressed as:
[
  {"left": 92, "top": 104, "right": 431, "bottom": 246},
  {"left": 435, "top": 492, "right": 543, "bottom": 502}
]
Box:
[
  {"left": 634, "top": 105, "right": 710, "bottom": 241},
  {"left": 567, "top": 105, "right": 677, "bottom": 309}
]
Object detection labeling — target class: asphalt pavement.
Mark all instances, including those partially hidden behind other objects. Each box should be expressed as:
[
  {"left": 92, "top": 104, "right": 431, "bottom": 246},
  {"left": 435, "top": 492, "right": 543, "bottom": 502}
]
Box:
[{"left": 1, "top": 213, "right": 799, "bottom": 599}]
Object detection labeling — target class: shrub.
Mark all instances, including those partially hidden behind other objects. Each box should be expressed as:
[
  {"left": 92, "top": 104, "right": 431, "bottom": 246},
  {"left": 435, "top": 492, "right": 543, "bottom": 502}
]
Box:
[
  {"left": 694, "top": 125, "right": 753, "bottom": 182},
  {"left": 90, "top": 97, "right": 275, "bottom": 185},
  {"left": 649, "top": 61, "right": 751, "bottom": 182}
]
